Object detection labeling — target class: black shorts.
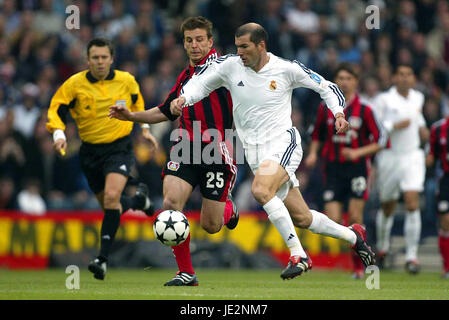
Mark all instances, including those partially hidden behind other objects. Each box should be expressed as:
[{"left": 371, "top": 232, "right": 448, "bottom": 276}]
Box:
[
  {"left": 162, "top": 140, "right": 237, "bottom": 202},
  {"left": 79, "top": 135, "right": 134, "bottom": 194},
  {"left": 322, "top": 161, "right": 368, "bottom": 203},
  {"left": 437, "top": 174, "right": 449, "bottom": 215}
]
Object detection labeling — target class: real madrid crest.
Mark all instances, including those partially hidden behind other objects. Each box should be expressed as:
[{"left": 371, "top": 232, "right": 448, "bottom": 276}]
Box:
[{"left": 269, "top": 80, "right": 277, "bottom": 90}]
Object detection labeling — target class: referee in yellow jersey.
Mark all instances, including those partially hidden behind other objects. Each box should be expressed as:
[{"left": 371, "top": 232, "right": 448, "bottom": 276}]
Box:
[{"left": 46, "top": 38, "right": 158, "bottom": 280}]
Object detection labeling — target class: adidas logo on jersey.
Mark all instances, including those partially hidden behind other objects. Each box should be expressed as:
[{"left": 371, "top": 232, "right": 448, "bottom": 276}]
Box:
[
  {"left": 237, "top": 81, "right": 244, "bottom": 87},
  {"left": 287, "top": 233, "right": 295, "bottom": 241},
  {"left": 119, "top": 164, "right": 127, "bottom": 171}
]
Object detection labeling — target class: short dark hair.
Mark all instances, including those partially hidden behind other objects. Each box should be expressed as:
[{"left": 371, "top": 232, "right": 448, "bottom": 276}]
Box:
[
  {"left": 181, "top": 16, "right": 213, "bottom": 39},
  {"left": 87, "top": 38, "right": 114, "bottom": 57},
  {"left": 235, "top": 23, "right": 268, "bottom": 45},
  {"left": 394, "top": 63, "right": 414, "bottom": 74},
  {"left": 334, "top": 63, "right": 359, "bottom": 79}
]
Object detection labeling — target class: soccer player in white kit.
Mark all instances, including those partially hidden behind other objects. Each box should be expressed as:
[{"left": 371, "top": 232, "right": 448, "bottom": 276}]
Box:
[
  {"left": 373, "top": 64, "right": 429, "bottom": 274},
  {"left": 170, "top": 23, "right": 375, "bottom": 279}
]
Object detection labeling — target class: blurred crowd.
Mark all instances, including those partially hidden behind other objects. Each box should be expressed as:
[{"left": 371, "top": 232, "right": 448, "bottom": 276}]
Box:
[{"left": 0, "top": 0, "right": 448, "bottom": 230}]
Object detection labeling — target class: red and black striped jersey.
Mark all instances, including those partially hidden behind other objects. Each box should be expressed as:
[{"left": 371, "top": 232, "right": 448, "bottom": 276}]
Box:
[
  {"left": 429, "top": 117, "right": 449, "bottom": 173},
  {"left": 158, "top": 49, "right": 233, "bottom": 143},
  {"left": 311, "top": 94, "right": 387, "bottom": 163}
]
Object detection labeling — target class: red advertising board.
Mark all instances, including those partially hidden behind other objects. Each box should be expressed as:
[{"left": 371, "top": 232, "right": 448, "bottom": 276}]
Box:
[{"left": 0, "top": 210, "right": 352, "bottom": 269}]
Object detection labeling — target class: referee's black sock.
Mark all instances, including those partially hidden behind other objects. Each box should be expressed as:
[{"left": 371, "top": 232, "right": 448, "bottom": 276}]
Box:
[{"left": 99, "top": 209, "right": 121, "bottom": 259}]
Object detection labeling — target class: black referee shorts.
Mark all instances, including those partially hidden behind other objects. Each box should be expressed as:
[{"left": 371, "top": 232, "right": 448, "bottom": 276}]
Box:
[
  {"left": 79, "top": 135, "right": 135, "bottom": 195},
  {"left": 322, "top": 161, "right": 368, "bottom": 203}
]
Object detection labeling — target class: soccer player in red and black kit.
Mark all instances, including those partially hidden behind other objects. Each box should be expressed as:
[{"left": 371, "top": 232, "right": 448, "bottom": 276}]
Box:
[
  {"left": 305, "top": 63, "right": 388, "bottom": 278},
  {"left": 426, "top": 116, "right": 449, "bottom": 278},
  {"left": 109, "top": 16, "right": 238, "bottom": 286}
]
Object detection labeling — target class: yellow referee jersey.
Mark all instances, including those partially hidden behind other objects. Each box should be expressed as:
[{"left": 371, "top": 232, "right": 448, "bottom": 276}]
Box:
[{"left": 46, "top": 69, "right": 145, "bottom": 144}]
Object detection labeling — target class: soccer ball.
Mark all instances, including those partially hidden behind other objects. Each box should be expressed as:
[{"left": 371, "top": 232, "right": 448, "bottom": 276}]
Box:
[{"left": 153, "top": 210, "right": 190, "bottom": 246}]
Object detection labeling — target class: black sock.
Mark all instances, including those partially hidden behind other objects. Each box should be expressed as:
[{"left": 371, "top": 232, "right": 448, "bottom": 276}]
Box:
[
  {"left": 120, "top": 194, "right": 146, "bottom": 213},
  {"left": 99, "top": 209, "right": 121, "bottom": 259}
]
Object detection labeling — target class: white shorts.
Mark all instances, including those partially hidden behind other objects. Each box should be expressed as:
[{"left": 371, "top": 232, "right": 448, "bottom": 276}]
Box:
[
  {"left": 375, "top": 149, "right": 425, "bottom": 202},
  {"left": 244, "top": 127, "right": 302, "bottom": 201}
]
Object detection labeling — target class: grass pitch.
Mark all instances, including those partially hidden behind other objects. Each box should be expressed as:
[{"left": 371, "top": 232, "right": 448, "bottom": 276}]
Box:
[{"left": 0, "top": 268, "right": 448, "bottom": 300}]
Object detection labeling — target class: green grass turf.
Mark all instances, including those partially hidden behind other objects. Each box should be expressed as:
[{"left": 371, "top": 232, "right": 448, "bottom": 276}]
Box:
[{"left": 0, "top": 268, "right": 448, "bottom": 300}]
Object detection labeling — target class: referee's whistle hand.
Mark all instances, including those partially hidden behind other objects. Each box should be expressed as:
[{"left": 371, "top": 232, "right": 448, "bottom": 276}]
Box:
[{"left": 54, "top": 139, "right": 66, "bottom": 155}]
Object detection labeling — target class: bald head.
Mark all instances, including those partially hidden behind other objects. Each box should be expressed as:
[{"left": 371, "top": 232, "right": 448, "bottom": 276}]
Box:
[{"left": 235, "top": 23, "right": 268, "bottom": 46}]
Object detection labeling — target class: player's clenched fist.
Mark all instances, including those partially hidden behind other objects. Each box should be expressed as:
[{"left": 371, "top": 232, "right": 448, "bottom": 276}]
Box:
[
  {"left": 335, "top": 113, "right": 350, "bottom": 134},
  {"left": 170, "top": 96, "right": 186, "bottom": 116}
]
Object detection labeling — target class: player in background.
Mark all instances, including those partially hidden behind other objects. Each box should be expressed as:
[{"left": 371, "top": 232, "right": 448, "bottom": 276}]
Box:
[
  {"left": 46, "top": 38, "right": 157, "bottom": 280},
  {"left": 170, "top": 23, "right": 376, "bottom": 280},
  {"left": 426, "top": 116, "right": 449, "bottom": 278},
  {"left": 305, "top": 63, "right": 387, "bottom": 278},
  {"left": 373, "top": 64, "right": 429, "bottom": 274},
  {"left": 109, "top": 17, "right": 238, "bottom": 286}
]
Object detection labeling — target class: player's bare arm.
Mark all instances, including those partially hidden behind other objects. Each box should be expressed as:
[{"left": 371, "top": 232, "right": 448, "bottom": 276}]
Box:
[
  {"left": 426, "top": 153, "right": 435, "bottom": 167},
  {"left": 419, "top": 126, "right": 430, "bottom": 143},
  {"left": 109, "top": 105, "right": 168, "bottom": 124},
  {"left": 304, "top": 140, "right": 320, "bottom": 168},
  {"left": 109, "top": 106, "right": 164, "bottom": 150},
  {"left": 393, "top": 119, "right": 411, "bottom": 129},
  {"left": 341, "top": 143, "right": 382, "bottom": 161}
]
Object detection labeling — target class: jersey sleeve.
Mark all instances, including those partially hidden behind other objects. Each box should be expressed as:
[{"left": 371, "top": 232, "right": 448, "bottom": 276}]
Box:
[
  {"left": 46, "top": 77, "right": 76, "bottom": 133},
  {"left": 157, "top": 71, "right": 186, "bottom": 121},
  {"left": 181, "top": 56, "right": 230, "bottom": 106},
  {"left": 371, "top": 93, "right": 393, "bottom": 134},
  {"left": 128, "top": 74, "right": 145, "bottom": 112},
  {"left": 288, "top": 60, "right": 345, "bottom": 116}
]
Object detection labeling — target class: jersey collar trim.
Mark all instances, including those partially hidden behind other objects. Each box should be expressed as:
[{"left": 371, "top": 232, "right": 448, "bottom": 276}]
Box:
[{"left": 86, "top": 69, "right": 116, "bottom": 83}]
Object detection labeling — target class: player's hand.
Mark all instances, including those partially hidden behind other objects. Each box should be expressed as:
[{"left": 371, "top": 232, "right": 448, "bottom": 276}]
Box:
[
  {"left": 54, "top": 138, "right": 67, "bottom": 156},
  {"left": 170, "top": 96, "right": 186, "bottom": 116},
  {"left": 142, "top": 128, "right": 159, "bottom": 151},
  {"left": 304, "top": 153, "right": 318, "bottom": 168},
  {"left": 341, "top": 148, "right": 359, "bottom": 161},
  {"left": 109, "top": 105, "right": 133, "bottom": 121},
  {"left": 394, "top": 119, "right": 411, "bottom": 130},
  {"left": 335, "top": 113, "right": 349, "bottom": 134}
]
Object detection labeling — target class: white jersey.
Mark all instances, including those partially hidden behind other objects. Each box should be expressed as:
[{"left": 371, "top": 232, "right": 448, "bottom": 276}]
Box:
[
  {"left": 181, "top": 53, "right": 345, "bottom": 146},
  {"left": 373, "top": 86, "right": 426, "bottom": 153}
]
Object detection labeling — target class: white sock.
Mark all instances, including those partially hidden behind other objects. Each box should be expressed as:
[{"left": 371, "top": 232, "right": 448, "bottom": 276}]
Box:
[
  {"left": 376, "top": 210, "right": 394, "bottom": 253},
  {"left": 308, "top": 210, "right": 357, "bottom": 245},
  {"left": 263, "top": 196, "right": 306, "bottom": 258},
  {"left": 404, "top": 210, "right": 421, "bottom": 262}
]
